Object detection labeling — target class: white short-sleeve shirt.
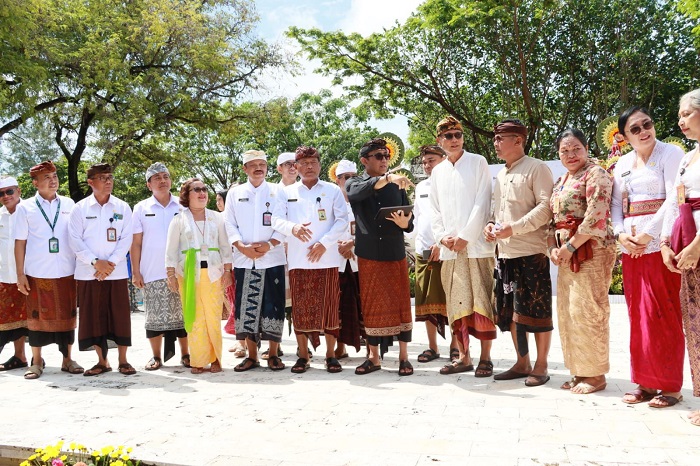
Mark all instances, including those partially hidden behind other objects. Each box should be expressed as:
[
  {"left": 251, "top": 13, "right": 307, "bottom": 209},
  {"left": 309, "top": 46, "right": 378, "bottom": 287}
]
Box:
[{"left": 132, "top": 194, "right": 180, "bottom": 283}]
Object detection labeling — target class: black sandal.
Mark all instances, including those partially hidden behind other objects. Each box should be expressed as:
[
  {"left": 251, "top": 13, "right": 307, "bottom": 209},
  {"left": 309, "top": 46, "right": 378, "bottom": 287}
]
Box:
[
  {"left": 145, "top": 356, "right": 162, "bottom": 371},
  {"left": 399, "top": 360, "right": 414, "bottom": 376},
  {"left": 291, "top": 358, "right": 309, "bottom": 373},
  {"left": 417, "top": 349, "right": 440, "bottom": 363},
  {"left": 267, "top": 356, "right": 285, "bottom": 371},
  {"left": 0, "top": 355, "right": 28, "bottom": 371},
  {"left": 475, "top": 360, "right": 493, "bottom": 378},
  {"left": 180, "top": 354, "right": 191, "bottom": 368},
  {"left": 234, "top": 357, "right": 260, "bottom": 372},
  {"left": 325, "top": 357, "right": 342, "bottom": 373},
  {"left": 355, "top": 359, "right": 381, "bottom": 375},
  {"left": 449, "top": 348, "right": 460, "bottom": 362}
]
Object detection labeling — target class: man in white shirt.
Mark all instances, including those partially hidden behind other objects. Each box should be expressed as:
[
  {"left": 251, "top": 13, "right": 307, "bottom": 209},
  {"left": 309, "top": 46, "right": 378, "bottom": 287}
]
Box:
[
  {"left": 0, "top": 176, "right": 28, "bottom": 371},
  {"left": 131, "top": 162, "right": 190, "bottom": 370},
  {"left": 332, "top": 160, "right": 364, "bottom": 358},
  {"left": 431, "top": 116, "right": 497, "bottom": 377},
  {"left": 225, "top": 150, "right": 287, "bottom": 372},
  {"left": 277, "top": 151, "right": 298, "bottom": 187},
  {"left": 273, "top": 146, "right": 348, "bottom": 373},
  {"left": 14, "top": 161, "right": 82, "bottom": 379},
  {"left": 68, "top": 163, "right": 135, "bottom": 376},
  {"left": 413, "top": 145, "right": 455, "bottom": 364}
]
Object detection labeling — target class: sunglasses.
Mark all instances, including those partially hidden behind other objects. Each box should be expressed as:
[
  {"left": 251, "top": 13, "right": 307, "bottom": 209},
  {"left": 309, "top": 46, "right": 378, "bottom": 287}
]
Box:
[
  {"left": 0, "top": 188, "right": 16, "bottom": 197},
  {"left": 190, "top": 187, "right": 208, "bottom": 193},
  {"left": 337, "top": 174, "right": 356, "bottom": 180},
  {"left": 441, "top": 131, "right": 463, "bottom": 140},
  {"left": 367, "top": 152, "right": 391, "bottom": 161},
  {"left": 629, "top": 120, "right": 654, "bottom": 135}
]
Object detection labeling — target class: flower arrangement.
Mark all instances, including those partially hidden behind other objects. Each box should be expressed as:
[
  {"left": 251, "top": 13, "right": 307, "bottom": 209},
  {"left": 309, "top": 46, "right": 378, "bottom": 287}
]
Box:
[{"left": 21, "top": 441, "right": 140, "bottom": 466}]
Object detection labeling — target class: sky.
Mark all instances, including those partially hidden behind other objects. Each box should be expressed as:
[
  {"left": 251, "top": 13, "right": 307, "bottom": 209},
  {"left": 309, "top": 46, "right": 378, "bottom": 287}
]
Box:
[{"left": 252, "top": 0, "right": 425, "bottom": 143}]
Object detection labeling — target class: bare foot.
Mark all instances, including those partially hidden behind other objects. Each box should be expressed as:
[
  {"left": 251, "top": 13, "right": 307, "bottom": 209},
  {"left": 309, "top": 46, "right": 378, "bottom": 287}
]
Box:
[{"left": 688, "top": 410, "right": 700, "bottom": 426}]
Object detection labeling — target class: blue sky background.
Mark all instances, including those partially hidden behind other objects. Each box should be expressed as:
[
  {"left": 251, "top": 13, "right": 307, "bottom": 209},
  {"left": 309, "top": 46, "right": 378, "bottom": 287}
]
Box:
[{"left": 251, "top": 0, "right": 424, "bottom": 142}]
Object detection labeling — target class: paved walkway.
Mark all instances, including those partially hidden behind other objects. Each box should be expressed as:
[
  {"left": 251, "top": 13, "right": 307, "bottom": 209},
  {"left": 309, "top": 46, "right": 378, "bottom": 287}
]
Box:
[{"left": 1, "top": 300, "right": 698, "bottom": 466}]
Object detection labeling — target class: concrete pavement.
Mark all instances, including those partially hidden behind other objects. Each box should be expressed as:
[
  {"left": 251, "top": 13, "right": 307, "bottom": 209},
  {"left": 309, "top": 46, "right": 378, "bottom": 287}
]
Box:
[{"left": 1, "top": 299, "right": 699, "bottom": 465}]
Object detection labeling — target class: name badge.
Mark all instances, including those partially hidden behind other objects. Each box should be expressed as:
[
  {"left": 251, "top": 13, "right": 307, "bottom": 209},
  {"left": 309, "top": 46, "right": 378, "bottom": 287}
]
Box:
[
  {"left": 49, "top": 237, "right": 59, "bottom": 253},
  {"left": 238, "top": 198, "right": 249, "bottom": 202},
  {"left": 86, "top": 216, "right": 97, "bottom": 219},
  {"left": 419, "top": 194, "right": 428, "bottom": 198},
  {"left": 621, "top": 171, "right": 631, "bottom": 177},
  {"left": 318, "top": 209, "right": 327, "bottom": 221},
  {"left": 262, "top": 202, "right": 272, "bottom": 226},
  {"left": 145, "top": 213, "right": 156, "bottom": 217},
  {"left": 678, "top": 185, "right": 686, "bottom": 205},
  {"left": 288, "top": 199, "right": 298, "bottom": 202},
  {"left": 107, "top": 227, "right": 117, "bottom": 242}
]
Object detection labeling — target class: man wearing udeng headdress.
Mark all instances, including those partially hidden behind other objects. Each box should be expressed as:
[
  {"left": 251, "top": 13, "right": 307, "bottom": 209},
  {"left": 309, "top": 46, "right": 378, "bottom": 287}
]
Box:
[
  {"left": 346, "top": 138, "right": 415, "bottom": 376},
  {"left": 14, "top": 161, "right": 83, "bottom": 379}
]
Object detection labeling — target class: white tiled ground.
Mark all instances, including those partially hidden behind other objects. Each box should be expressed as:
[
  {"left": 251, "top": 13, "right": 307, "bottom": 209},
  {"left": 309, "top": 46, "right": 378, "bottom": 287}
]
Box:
[{"left": 1, "top": 300, "right": 698, "bottom": 465}]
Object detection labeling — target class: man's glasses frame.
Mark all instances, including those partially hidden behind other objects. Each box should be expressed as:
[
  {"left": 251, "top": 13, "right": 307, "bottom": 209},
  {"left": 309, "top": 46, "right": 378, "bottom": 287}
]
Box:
[{"left": 441, "top": 131, "right": 463, "bottom": 140}]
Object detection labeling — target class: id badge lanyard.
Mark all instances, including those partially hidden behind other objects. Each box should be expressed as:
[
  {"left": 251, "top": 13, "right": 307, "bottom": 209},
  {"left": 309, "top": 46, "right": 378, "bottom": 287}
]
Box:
[{"left": 36, "top": 198, "right": 61, "bottom": 253}]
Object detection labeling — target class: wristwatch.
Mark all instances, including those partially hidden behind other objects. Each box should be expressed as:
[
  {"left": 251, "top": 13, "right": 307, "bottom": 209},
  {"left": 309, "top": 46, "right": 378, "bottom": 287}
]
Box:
[
  {"left": 267, "top": 241, "right": 274, "bottom": 250},
  {"left": 91, "top": 258, "right": 98, "bottom": 266},
  {"left": 565, "top": 241, "right": 577, "bottom": 253}
]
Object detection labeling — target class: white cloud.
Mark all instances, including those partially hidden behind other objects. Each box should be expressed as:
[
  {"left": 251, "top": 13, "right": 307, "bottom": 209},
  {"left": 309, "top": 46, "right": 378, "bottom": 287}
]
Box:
[{"left": 338, "top": 0, "right": 423, "bottom": 35}]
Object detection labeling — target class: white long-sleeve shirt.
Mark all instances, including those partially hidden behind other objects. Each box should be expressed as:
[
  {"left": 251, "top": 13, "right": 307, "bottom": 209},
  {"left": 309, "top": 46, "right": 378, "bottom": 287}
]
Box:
[
  {"left": 338, "top": 202, "right": 358, "bottom": 272},
  {"left": 611, "top": 140, "right": 683, "bottom": 253},
  {"left": 224, "top": 180, "right": 286, "bottom": 269},
  {"left": 430, "top": 150, "right": 495, "bottom": 260},
  {"left": 662, "top": 147, "right": 700, "bottom": 239},
  {"left": 68, "top": 194, "right": 133, "bottom": 281},
  {"left": 0, "top": 201, "right": 20, "bottom": 283},
  {"left": 414, "top": 178, "right": 437, "bottom": 253},
  {"left": 272, "top": 179, "right": 348, "bottom": 270}
]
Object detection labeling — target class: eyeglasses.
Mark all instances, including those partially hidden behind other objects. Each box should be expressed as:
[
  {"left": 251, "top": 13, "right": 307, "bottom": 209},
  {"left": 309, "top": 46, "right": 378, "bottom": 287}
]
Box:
[
  {"left": 280, "top": 162, "right": 295, "bottom": 168},
  {"left": 190, "top": 187, "right": 208, "bottom": 193},
  {"left": 367, "top": 151, "right": 391, "bottom": 160},
  {"left": 441, "top": 131, "right": 463, "bottom": 140},
  {"left": 629, "top": 120, "right": 654, "bottom": 135},
  {"left": 493, "top": 135, "right": 518, "bottom": 143},
  {"left": 296, "top": 160, "right": 320, "bottom": 167},
  {"left": 0, "top": 188, "right": 16, "bottom": 197},
  {"left": 91, "top": 175, "right": 114, "bottom": 182},
  {"left": 337, "top": 174, "right": 356, "bottom": 180}
]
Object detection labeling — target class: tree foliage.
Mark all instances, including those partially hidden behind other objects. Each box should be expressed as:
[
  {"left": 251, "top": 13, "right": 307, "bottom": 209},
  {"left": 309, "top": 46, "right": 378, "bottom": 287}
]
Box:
[
  {"left": 290, "top": 0, "right": 700, "bottom": 162},
  {"left": 0, "top": 0, "right": 285, "bottom": 200}
]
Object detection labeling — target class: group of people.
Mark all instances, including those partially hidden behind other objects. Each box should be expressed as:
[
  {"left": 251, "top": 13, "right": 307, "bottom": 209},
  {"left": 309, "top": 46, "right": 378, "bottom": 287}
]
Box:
[{"left": 2, "top": 90, "right": 700, "bottom": 428}]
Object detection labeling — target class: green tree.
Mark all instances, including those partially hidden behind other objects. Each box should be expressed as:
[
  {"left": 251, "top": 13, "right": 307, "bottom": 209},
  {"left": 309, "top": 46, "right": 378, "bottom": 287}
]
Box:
[
  {"left": 0, "top": 0, "right": 285, "bottom": 200},
  {"left": 290, "top": 0, "right": 699, "bottom": 161}
]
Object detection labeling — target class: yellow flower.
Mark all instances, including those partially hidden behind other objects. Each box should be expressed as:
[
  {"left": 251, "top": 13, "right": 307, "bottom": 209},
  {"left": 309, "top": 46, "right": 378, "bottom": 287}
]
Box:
[
  {"left": 113, "top": 461, "right": 125, "bottom": 466},
  {"left": 20, "top": 461, "right": 29, "bottom": 466},
  {"left": 70, "top": 442, "right": 76, "bottom": 450},
  {"left": 127, "top": 448, "right": 133, "bottom": 453},
  {"left": 121, "top": 454, "right": 130, "bottom": 461},
  {"left": 61, "top": 455, "right": 68, "bottom": 461},
  {"left": 101, "top": 446, "right": 114, "bottom": 455}
]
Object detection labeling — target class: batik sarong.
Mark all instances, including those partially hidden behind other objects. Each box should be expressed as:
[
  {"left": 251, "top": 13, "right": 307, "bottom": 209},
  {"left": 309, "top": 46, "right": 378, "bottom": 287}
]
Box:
[
  {"left": 557, "top": 243, "right": 615, "bottom": 377},
  {"left": 143, "top": 279, "right": 186, "bottom": 362},
  {"left": 495, "top": 253, "right": 552, "bottom": 355},
  {"left": 179, "top": 269, "right": 222, "bottom": 368},
  {"left": 357, "top": 257, "right": 411, "bottom": 356},
  {"left": 622, "top": 252, "right": 684, "bottom": 392},
  {"left": 289, "top": 268, "right": 340, "bottom": 348},
  {"left": 441, "top": 252, "right": 496, "bottom": 350},
  {"left": 77, "top": 279, "right": 131, "bottom": 356},
  {"left": 26, "top": 275, "right": 77, "bottom": 357},
  {"left": 0, "top": 282, "right": 28, "bottom": 352},
  {"left": 234, "top": 265, "right": 285, "bottom": 343},
  {"left": 681, "top": 267, "right": 700, "bottom": 397},
  {"left": 414, "top": 257, "right": 447, "bottom": 339},
  {"left": 338, "top": 262, "right": 364, "bottom": 352}
]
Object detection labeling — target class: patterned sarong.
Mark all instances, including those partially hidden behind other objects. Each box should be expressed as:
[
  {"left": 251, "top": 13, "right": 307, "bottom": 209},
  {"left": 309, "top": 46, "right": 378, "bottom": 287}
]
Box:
[
  {"left": 495, "top": 253, "right": 553, "bottom": 355},
  {"left": 357, "top": 257, "right": 411, "bottom": 358},
  {"left": 77, "top": 279, "right": 131, "bottom": 356},
  {"left": 0, "top": 282, "right": 28, "bottom": 352},
  {"left": 338, "top": 262, "right": 364, "bottom": 352},
  {"left": 25, "top": 275, "right": 77, "bottom": 357},
  {"left": 441, "top": 253, "right": 496, "bottom": 348},
  {"left": 143, "top": 279, "right": 186, "bottom": 362},
  {"left": 557, "top": 243, "right": 615, "bottom": 377},
  {"left": 234, "top": 265, "right": 285, "bottom": 343},
  {"left": 0, "top": 282, "right": 27, "bottom": 331},
  {"left": 681, "top": 267, "right": 700, "bottom": 397},
  {"left": 623, "top": 252, "right": 684, "bottom": 392},
  {"left": 289, "top": 268, "right": 340, "bottom": 349},
  {"left": 414, "top": 257, "right": 447, "bottom": 339}
]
